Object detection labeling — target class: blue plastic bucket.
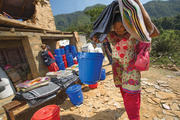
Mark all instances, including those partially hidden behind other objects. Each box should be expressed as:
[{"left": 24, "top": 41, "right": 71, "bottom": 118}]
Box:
[
  {"left": 77, "top": 52, "right": 104, "bottom": 84},
  {"left": 66, "top": 53, "right": 74, "bottom": 67},
  {"left": 60, "top": 48, "right": 65, "bottom": 55},
  {"left": 54, "top": 49, "right": 61, "bottom": 56},
  {"left": 57, "top": 62, "right": 65, "bottom": 70},
  {"left": 55, "top": 55, "right": 63, "bottom": 63},
  {"left": 100, "top": 68, "right": 106, "bottom": 80},
  {"left": 65, "top": 45, "right": 70, "bottom": 53},
  {"left": 66, "top": 84, "right": 83, "bottom": 106},
  {"left": 70, "top": 45, "right": 77, "bottom": 58}
]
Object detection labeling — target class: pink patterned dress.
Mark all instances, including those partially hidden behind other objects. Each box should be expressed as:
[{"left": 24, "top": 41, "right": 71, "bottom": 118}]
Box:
[{"left": 106, "top": 32, "right": 141, "bottom": 93}]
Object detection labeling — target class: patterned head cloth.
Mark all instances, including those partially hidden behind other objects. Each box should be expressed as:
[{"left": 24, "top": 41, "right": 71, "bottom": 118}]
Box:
[{"left": 118, "top": 0, "right": 152, "bottom": 42}]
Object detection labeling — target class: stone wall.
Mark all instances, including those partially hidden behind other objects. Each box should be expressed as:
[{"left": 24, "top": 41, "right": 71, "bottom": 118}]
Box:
[
  {"left": 24, "top": 0, "right": 56, "bottom": 31},
  {"left": 22, "top": 36, "right": 48, "bottom": 78}
]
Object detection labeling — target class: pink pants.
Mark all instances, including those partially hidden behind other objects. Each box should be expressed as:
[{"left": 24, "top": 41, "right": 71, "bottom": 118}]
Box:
[{"left": 120, "top": 87, "right": 141, "bottom": 120}]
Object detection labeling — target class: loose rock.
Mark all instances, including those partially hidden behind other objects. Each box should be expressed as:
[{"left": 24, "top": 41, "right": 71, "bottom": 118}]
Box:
[
  {"left": 151, "top": 97, "right": 161, "bottom": 104},
  {"left": 173, "top": 117, "right": 180, "bottom": 120},
  {"left": 143, "top": 114, "right": 150, "bottom": 118},
  {"left": 142, "top": 81, "right": 154, "bottom": 86},
  {"left": 96, "top": 93, "right": 101, "bottom": 97},
  {"left": 171, "top": 103, "right": 180, "bottom": 111},
  {"left": 148, "top": 97, "right": 157, "bottom": 105},
  {"left": 174, "top": 72, "right": 180, "bottom": 76},
  {"left": 155, "top": 91, "right": 176, "bottom": 100},
  {"left": 145, "top": 87, "right": 156, "bottom": 93},
  {"left": 161, "top": 89, "right": 172, "bottom": 93},
  {"left": 162, "top": 110, "right": 176, "bottom": 116},
  {"left": 162, "top": 103, "right": 171, "bottom": 110},
  {"left": 153, "top": 117, "right": 159, "bottom": 120},
  {"left": 157, "top": 80, "right": 168, "bottom": 84},
  {"left": 114, "top": 102, "right": 121, "bottom": 108},
  {"left": 166, "top": 75, "right": 175, "bottom": 78},
  {"left": 154, "top": 84, "right": 161, "bottom": 90},
  {"left": 141, "top": 78, "right": 149, "bottom": 81}
]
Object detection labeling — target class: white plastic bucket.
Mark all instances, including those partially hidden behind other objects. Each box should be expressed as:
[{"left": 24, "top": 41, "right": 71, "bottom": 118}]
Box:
[{"left": 0, "top": 67, "right": 15, "bottom": 99}]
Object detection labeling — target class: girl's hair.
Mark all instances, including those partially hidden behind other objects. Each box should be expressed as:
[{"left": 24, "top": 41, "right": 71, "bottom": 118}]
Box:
[
  {"left": 41, "top": 44, "right": 47, "bottom": 50},
  {"left": 113, "top": 14, "right": 122, "bottom": 24}
]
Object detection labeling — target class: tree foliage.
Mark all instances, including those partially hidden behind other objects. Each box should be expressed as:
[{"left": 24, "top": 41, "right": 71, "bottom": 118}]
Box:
[
  {"left": 84, "top": 5, "right": 106, "bottom": 22},
  {"left": 151, "top": 30, "right": 180, "bottom": 66},
  {"left": 152, "top": 15, "right": 180, "bottom": 30},
  {"left": 144, "top": 0, "right": 180, "bottom": 18}
]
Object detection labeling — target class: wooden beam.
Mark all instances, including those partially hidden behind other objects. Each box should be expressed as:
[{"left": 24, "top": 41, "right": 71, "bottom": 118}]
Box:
[
  {"left": 0, "top": 0, "right": 4, "bottom": 13},
  {"left": 22, "top": 36, "right": 42, "bottom": 78},
  {"left": 41, "top": 35, "right": 74, "bottom": 40},
  {"left": 0, "top": 16, "right": 48, "bottom": 30}
]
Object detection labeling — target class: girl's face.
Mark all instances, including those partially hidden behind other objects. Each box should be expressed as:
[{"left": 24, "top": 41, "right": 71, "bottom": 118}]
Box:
[{"left": 113, "top": 21, "right": 126, "bottom": 35}]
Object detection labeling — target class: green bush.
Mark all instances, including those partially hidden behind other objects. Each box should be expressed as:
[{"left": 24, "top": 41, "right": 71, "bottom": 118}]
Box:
[{"left": 151, "top": 30, "right": 180, "bottom": 66}]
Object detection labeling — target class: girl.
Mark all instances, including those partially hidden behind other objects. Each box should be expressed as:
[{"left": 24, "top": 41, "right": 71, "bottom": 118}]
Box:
[
  {"left": 41, "top": 44, "right": 59, "bottom": 72},
  {"left": 107, "top": 14, "right": 142, "bottom": 120},
  {"left": 93, "top": 14, "right": 151, "bottom": 120},
  {"left": 92, "top": 0, "right": 159, "bottom": 119}
]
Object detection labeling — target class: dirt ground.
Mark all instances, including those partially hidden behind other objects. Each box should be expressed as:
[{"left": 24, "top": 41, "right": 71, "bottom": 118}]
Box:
[
  {"left": 0, "top": 62, "right": 180, "bottom": 120},
  {"left": 57, "top": 63, "right": 180, "bottom": 120}
]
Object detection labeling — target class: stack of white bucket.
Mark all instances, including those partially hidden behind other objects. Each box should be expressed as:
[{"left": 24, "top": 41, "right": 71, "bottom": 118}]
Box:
[{"left": 0, "top": 67, "right": 15, "bottom": 99}]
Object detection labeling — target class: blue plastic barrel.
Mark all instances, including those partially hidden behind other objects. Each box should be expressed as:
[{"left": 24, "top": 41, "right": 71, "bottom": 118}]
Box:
[
  {"left": 100, "top": 68, "right": 106, "bottom": 80},
  {"left": 55, "top": 55, "right": 63, "bottom": 63},
  {"left": 70, "top": 45, "right": 77, "bottom": 58},
  {"left": 54, "top": 49, "right": 61, "bottom": 56},
  {"left": 57, "top": 62, "right": 65, "bottom": 70},
  {"left": 66, "top": 53, "right": 74, "bottom": 67},
  {"left": 66, "top": 84, "right": 83, "bottom": 106},
  {"left": 60, "top": 48, "right": 65, "bottom": 55},
  {"left": 77, "top": 52, "right": 104, "bottom": 84}
]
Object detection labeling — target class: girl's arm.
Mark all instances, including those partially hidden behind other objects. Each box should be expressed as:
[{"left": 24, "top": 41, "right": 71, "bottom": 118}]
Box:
[
  {"left": 48, "top": 51, "right": 55, "bottom": 60},
  {"left": 104, "top": 36, "right": 112, "bottom": 56},
  {"left": 105, "top": 45, "right": 112, "bottom": 56},
  {"left": 92, "top": 34, "right": 110, "bottom": 43}
]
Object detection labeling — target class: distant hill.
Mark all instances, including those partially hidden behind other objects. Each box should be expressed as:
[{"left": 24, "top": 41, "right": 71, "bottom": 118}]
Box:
[
  {"left": 144, "top": 0, "right": 180, "bottom": 18},
  {"left": 54, "top": 4, "right": 105, "bottom": 31},
  {"left": 55, "top": 11, "right": 90, "bottom": 31},
  {"left": 84, "top": 4, "right": 106, "bottom": 12},
  {"left": 55, "top": 0, "right": 180, "bottom": 31}
]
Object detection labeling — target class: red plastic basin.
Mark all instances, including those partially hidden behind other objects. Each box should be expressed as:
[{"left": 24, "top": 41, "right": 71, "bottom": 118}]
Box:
[
  {"left": 89, "top": 83, "right": 98, "bottom": 89},
  {"left": 31, "top": 105, "right": 60, "bottom": 120}
]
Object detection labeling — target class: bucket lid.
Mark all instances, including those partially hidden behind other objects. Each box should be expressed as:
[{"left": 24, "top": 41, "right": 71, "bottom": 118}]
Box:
[
  {"left": 31, "top": 105, "right": 60, "bottom": 120},
  {"left": 66, "top": 84, "right": 81, "bottom": 93}
]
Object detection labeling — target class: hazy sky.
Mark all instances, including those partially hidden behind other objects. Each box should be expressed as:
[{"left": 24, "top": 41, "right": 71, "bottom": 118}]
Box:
[{"left": 50, "top": 0, "right": 152, "bottom": 15}]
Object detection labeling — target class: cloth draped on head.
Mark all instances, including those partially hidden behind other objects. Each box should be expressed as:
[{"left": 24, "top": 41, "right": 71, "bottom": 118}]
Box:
[
  {"left": 90, "top": 0, "right": 156, "bottom": 42},
  {"left": 118, "top": 0, "right": 152, "bottom": 42},
  {"left": 90, "top": 0, "right": 120, "bottom": 42}
]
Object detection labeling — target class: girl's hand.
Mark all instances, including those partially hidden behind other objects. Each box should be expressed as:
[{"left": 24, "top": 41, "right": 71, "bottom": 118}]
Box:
[
  {"left": 147, "top": 46, "right": 152, "bottom": 53},
  {"left": 92, "top": 36, "right": 100, "bottom": 43},
  {"left": 134, "top": 0, "right": 140, "bottom": 4},
  {"left": 124, "top": 33, "right": 130, "bottom": 39}
]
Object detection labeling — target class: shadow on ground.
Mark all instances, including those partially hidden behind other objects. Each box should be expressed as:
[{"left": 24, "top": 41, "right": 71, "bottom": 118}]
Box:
[
  {"left": 106, "top": 71, "right": 113, "bottom": 76},
  {"left": 61, "top": 108, "right": 125, "bottom": 120},
  {"left": 103, "top": 63, "right": 111, "bottom": 67}
]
